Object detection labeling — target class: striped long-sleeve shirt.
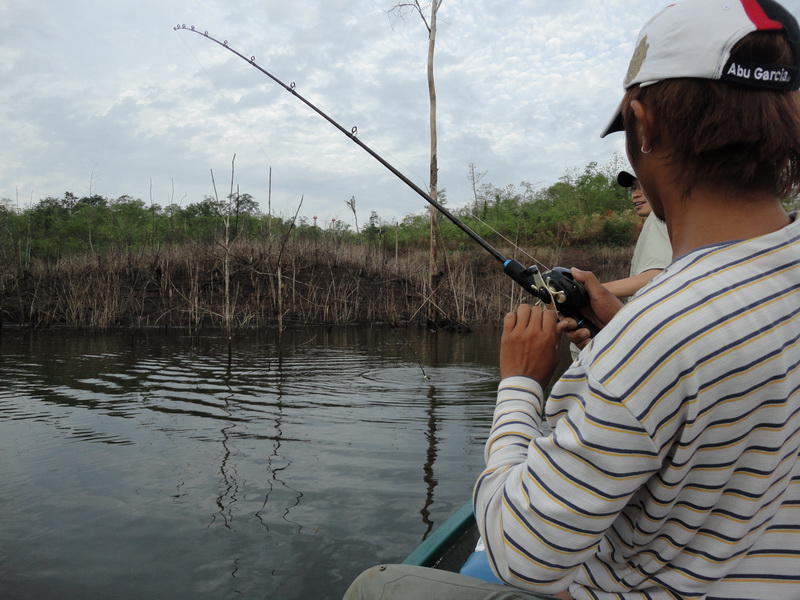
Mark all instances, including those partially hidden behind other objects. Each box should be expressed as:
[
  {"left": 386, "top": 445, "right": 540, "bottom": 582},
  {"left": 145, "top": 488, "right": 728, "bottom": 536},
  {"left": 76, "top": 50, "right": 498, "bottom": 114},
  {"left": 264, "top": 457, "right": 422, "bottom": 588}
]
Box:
[{"left": 474, "top": 214, "right": 800, "bottom": 599}]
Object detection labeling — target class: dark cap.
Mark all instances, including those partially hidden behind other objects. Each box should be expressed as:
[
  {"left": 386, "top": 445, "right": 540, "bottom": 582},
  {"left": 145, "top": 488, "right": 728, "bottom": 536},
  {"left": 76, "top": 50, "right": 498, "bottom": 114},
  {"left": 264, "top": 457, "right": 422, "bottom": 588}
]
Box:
[{"left": 617, "top": 171, "right": 636, "bottom": 188}]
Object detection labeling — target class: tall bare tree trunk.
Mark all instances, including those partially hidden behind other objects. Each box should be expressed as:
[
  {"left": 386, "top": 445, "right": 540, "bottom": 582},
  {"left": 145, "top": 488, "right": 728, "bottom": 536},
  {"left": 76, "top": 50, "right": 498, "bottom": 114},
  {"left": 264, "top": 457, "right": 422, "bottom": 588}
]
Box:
[
  {"left": 267, "top": 166, "right": 272, "bottom": 239},
  {"left": 425, "top": 0, "right": 442, "bottom": 328},
  {"left": 388, "top": 0, "right": 443, "bottom": 327}
]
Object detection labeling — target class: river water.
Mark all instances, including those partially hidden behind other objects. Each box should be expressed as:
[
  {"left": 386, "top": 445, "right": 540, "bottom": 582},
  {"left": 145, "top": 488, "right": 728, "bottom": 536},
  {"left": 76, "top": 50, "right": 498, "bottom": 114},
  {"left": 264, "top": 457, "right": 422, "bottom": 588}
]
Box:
[{"left": 0, "top": 326, "right": 508, "bottom": 599}]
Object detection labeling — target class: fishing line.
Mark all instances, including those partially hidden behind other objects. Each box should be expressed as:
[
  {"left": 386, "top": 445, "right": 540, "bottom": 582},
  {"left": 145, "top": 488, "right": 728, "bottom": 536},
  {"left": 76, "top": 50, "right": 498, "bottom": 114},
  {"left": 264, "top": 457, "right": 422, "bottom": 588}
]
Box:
[
  {"left": 462, "top": 211, "right": 542, "bottom": 268},
  {"left": 174, "top": 24, "right": 599, "bottom": 335}
]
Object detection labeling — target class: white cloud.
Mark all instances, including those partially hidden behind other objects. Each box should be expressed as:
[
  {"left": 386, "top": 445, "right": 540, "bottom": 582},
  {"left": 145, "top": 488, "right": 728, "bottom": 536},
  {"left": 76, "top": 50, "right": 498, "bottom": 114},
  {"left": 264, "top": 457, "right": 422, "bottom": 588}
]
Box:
[{"left": 1, "top": 0, "right": 754, "bottom": 227}]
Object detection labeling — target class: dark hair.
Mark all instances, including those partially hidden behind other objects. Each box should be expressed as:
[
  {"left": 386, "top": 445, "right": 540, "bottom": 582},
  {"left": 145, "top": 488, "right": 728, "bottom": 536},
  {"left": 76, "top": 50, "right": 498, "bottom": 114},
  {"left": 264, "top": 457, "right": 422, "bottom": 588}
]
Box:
[{"left": 622, "top": 31, "right": 800, "bottom": 199}]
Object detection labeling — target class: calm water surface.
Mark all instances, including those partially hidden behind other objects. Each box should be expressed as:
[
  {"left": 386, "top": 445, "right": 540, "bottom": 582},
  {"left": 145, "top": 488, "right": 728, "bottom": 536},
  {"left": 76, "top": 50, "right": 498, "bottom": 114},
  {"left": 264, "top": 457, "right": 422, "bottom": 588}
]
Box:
[{"left": 0, "top": 326, "right": 505, "bottom": 599}]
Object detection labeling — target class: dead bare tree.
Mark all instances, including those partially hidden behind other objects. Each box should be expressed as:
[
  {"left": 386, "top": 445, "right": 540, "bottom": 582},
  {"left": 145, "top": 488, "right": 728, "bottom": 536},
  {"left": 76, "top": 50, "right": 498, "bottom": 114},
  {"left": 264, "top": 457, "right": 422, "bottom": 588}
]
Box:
[
  {"left": 468, "top": 163, "right": 488, "bottom": 214},
  {"left": 210, "top": 155, "right": 238, "bottom": 337},
  {"left": 346, "top": 195, "right": 360, "bottom": 235},
  {"left": 388, "top": 0, "right": 443, "bottom": 328}
]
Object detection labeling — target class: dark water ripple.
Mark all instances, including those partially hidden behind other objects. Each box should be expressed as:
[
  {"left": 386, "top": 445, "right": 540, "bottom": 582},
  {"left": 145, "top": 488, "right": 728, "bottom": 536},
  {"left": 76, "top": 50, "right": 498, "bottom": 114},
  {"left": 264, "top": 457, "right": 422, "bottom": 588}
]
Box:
[{"left": 0, "top": 326, "right": 508, "bottom": 599}]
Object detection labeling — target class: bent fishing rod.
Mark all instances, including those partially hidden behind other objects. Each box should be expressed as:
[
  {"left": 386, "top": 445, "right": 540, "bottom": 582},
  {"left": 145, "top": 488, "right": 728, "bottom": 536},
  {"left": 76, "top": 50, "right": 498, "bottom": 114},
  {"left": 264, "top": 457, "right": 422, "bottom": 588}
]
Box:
[{"left": 175, "top": 24, "right": 598, "bottom": 335}]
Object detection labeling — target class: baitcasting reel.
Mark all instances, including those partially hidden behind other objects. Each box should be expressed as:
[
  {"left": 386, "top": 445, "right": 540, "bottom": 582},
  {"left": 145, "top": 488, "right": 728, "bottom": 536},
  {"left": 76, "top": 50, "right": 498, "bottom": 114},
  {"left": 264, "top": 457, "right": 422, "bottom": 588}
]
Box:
[{"left": 503, "top": 259, "right": 598, "bottom": 336}]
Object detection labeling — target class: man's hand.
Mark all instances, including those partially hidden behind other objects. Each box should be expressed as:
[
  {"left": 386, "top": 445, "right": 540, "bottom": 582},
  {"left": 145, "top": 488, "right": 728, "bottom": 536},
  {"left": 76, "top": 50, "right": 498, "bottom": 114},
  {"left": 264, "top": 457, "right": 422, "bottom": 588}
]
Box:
[
  {"left": 561, "top": 268, "right": 624, "bottom": 349},
  {"left": 500, "top": 304, "right": 561, "bottom": 385}
]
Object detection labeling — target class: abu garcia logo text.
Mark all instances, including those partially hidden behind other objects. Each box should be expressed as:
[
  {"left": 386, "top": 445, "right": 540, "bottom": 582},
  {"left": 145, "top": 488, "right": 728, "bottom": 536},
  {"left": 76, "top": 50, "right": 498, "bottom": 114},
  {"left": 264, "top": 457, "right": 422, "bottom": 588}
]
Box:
[{"left": 726, "top": 61, "right": 791, "bottom": 83}]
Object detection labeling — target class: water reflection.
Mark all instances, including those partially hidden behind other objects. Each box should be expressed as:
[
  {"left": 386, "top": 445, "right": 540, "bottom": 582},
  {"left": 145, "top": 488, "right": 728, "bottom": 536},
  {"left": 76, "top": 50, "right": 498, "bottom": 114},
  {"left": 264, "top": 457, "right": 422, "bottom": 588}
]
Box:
[
  {"left": 0, "top": 326, "right": 504, "bottom": 599},
  {"left": 253, "top": 349, "right": 304, "bottom": 537},
  {"left": 421, "top": 384, "right": 439, "bottom": 539},
  {"left": 212, "top": 346, "right": 237, "bottom": 530}
]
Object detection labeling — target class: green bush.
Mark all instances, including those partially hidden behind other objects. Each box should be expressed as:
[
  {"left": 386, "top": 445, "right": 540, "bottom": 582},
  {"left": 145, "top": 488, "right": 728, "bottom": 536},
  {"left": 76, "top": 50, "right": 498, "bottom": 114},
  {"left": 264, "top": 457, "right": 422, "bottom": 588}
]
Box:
[{"left": 598, "top": 215, "right": 638, "bottom": 246}]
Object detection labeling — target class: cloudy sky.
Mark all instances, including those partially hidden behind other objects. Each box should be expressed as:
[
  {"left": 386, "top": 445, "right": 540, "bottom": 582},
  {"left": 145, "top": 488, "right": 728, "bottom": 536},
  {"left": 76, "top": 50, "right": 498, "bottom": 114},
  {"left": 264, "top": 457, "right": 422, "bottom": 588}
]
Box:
[{"left": 3, "top": 1, "right": 797, "bottom": 228}]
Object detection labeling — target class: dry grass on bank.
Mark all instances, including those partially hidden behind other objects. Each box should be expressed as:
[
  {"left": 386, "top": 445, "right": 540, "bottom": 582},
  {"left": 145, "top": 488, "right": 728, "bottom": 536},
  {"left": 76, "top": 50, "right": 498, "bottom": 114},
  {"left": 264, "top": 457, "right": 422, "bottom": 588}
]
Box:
[{"left": 0, "top": 239, "right": 632, "bottom": 329}]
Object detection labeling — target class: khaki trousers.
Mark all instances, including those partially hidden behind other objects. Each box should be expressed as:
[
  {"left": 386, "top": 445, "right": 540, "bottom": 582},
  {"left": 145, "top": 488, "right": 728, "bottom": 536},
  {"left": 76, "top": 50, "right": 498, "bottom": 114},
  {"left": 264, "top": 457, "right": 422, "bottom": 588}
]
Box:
[{"left": 343, "top": 564, "right": 563, "bottom": 600}]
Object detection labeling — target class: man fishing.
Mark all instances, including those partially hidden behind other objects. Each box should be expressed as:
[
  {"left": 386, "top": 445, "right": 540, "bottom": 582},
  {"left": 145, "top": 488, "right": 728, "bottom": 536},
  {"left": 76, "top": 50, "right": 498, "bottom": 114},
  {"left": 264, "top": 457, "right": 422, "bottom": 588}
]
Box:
[
  {"left": 602, "top": 171, "right": 671, "bottom": 299},
  {"left": 344, "top": 0, "right": 800, "bottom": 597},
  {"left": 571, "top": 171, "right": 673, "bottom": 360}
]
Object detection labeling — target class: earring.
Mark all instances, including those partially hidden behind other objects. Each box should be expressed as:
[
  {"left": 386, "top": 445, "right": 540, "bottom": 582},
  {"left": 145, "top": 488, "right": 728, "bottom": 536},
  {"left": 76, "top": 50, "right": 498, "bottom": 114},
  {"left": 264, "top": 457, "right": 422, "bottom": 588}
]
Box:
[{"left": 641, "top": 145, "right": 652, "bottom": 154}]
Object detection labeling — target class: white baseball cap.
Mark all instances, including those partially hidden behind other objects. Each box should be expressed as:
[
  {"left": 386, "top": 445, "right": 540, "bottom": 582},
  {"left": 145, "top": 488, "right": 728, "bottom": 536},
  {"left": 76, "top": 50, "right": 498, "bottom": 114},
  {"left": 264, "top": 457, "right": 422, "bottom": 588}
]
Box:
[{"left": 601, "top": 0, "right": 800, "bottom": 137}]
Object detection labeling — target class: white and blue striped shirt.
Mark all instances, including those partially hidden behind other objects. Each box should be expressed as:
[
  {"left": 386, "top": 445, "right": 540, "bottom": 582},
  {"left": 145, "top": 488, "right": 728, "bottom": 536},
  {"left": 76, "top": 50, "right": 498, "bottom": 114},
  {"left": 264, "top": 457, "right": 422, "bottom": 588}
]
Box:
[{"left": 475, "top": 214, "right": 800, "bottom": 599}]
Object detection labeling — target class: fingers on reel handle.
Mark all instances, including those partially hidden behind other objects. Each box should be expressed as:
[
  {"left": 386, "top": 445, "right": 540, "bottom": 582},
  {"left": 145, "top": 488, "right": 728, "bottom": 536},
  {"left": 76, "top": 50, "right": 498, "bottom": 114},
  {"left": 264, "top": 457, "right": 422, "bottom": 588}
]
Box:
[{"left": 503, "top": 260, "right": 599, "bottom": 337}]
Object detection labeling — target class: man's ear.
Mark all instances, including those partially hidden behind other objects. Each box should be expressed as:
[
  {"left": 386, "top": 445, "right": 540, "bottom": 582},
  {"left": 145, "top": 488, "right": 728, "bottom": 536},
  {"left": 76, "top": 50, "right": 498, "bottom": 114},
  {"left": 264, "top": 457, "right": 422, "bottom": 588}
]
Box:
[{"left": 631, "top": 99, "right": 657, "bottom": 151}]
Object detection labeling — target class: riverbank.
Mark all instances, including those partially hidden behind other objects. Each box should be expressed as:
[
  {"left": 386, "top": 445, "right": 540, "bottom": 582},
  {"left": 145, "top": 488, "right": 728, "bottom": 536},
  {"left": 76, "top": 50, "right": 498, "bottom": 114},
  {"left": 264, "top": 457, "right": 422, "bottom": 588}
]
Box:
[{"left": 0, "top": 239, "right": 632, "bottom": 329}]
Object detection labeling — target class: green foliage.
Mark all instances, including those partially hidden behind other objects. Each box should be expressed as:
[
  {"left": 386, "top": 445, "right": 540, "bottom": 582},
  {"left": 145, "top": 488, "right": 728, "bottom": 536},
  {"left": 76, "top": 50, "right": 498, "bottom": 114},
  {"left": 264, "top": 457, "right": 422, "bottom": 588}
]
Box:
[
  {"left": 0, "top": 156, "right": 642, "bottom": 264},
  {"left": 782, "top": 193, "right": 800, "bottom": 213},
  {"left": 452, "top": 158, "right": 632, "bottom": 249},
  {"left": 361, "top": 210, "right": 385, "bottom": 243},
  {"left": 597, "top": 214, "right": 638, "bottom": 246}
]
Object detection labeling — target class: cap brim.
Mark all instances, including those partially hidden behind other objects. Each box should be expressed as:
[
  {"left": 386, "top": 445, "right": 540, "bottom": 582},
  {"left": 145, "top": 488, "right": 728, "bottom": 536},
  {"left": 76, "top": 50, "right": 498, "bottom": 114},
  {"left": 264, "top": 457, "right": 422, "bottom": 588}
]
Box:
[{"left": 601, "top": 108, "right": 624, "bottom": 138}]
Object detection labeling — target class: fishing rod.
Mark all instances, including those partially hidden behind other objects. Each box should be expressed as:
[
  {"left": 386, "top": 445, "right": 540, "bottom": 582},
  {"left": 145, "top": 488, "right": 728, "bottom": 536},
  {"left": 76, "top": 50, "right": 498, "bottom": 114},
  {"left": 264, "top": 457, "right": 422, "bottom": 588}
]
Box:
[{"left": 174, "top": 24, "right": 598, "bottom": 335}]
